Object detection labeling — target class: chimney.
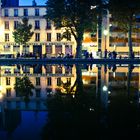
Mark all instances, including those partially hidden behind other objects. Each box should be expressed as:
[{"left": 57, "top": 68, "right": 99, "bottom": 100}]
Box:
[{"left": 32, "top": 0, "right": 37, "bottom": 6}]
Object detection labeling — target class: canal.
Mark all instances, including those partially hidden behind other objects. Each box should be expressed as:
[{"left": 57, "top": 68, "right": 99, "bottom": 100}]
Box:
[{"left": 0, "top": 63, "right": 140, "bottom": 140}]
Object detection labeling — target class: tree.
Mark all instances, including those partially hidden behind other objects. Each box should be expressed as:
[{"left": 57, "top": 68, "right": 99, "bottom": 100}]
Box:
[
  {"left": 45, "top": 0, "right": 97, "bottom": 58},
  {"left": 13, "top": 18, "right": 34, "bottom": 54},
  {"left": 14, "top": 76, "right": 35, "bottom": 102},
  {"left": 109, "top": 0, "right": 140, "bottom": 58}
]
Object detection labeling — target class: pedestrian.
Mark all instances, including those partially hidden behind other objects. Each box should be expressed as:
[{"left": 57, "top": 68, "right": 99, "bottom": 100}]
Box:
[{"left": 89, "top": 52, "right": 93, "bottom": 59}]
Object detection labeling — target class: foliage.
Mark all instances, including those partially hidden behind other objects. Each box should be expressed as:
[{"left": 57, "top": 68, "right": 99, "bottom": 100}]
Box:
[
  {"left": 45, "top": 0, "right": 98, "bottom": 58},
  {"left": 109, "top": 0, "right": 140, "bottom": 30},
  {"left": 14, "top": 76, "right": 35, "bottom": 101},
  {"left": 109, "top": 0, "right": 140, "bottom": 57},
  {"left": 13, "top": 18, "right": 34, "bottom": 45}
]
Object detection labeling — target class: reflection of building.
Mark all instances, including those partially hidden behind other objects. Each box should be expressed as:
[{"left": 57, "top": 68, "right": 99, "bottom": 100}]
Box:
[
  {"left": 82, "top": 64, "right": 140, "bottom": 107},
  {"left": 0, "top": 1, "right": 76, "bottom": 57},
  {"left": 0, "top": 64, "right": 76, "bottom": 110}
]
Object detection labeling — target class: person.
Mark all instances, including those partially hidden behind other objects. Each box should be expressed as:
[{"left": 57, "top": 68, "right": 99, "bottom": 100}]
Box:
[
  {"left": 108, "top": 51, "right": 112, "bottom": 59},
  {"left": 119, "top": 55, "right": 122, "bottom": 59},
  {"left": 89, "top": 52, "right": 93, "bottom": 59},
  {"left": 16, "top": 52, "right": 20, "bottom": 58},
  {"left": 112, "top": 51, "right": 117, "bottom": 59}
]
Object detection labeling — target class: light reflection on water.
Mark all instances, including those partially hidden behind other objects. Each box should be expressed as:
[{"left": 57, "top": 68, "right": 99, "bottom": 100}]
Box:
[{"left": 0, "top": 63, "right": 140, "bottom": 139}]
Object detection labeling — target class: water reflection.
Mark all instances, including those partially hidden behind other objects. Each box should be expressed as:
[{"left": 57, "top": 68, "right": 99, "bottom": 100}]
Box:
[{"left": 0, "top": 64, "right": 140, "bottom": 139}]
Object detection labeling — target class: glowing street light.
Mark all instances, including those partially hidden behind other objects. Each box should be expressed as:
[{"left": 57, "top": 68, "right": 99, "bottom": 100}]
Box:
[{"left": 103, "top": 85, "right": 108, "bottom": 92}]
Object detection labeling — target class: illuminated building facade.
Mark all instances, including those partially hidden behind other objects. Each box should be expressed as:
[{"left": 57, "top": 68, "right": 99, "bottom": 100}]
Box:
[
  {"left": 0, "top": 1, "right": 76, "bottom": 57},
  {"left": 82, "top": 12, "right": 140, "bottom": 58}
]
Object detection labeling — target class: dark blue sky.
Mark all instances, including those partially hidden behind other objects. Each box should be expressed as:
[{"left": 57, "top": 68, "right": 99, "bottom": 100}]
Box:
[{"left": 19, "top": 0, "right": 46, "bottom": 5}]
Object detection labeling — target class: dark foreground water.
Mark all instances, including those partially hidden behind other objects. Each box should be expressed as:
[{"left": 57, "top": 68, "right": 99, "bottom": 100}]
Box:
[
  {"left": 0, "top": 111, "right": 47, "bottom": 140},
  {"left": 0, "top": 63, "right": 140, "bottom": 140}
]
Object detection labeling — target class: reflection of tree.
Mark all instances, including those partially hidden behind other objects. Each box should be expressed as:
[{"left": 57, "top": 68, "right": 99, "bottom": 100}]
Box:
[
  {"left": 14, "top": 76, "right": 35, "bottom": 103},
  {"left": 59, "top": 64, "right": 83, "bottom": 95},
  {"left": 127, "top": 64, "right": 134, "bottom": 96},
  {"left": 41, "top": 64, "right": 99, "bottom": 140}
]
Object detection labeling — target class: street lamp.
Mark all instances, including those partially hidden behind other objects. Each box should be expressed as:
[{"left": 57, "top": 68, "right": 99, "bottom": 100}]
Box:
[{"left": 91, "top": 5, "right": 109, "bottom": 58}]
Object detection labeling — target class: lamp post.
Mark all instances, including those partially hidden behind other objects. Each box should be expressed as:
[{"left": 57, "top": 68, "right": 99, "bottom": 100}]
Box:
[
  {"left": 103, "top": 29, "right": 108, "bottom": 58},
  {"left": 91, "top": 5, "right": 109, "bottom": 58}
]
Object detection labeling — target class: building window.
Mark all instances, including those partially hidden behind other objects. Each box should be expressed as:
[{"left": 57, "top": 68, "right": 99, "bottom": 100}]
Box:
[
  {"left": 6, "top": 77, "right": 10, "bottom": 85},
  {"left": 57, "top": 78, "right": 61, "bottom": 86},
  {"left": 46, "top": 21, "right": 51, "bottom": 29},
  {"left": 5, "top": 33, "right": 9, "bottom": 42},
  {"left": 24, "top": 9, "right": 28, "bottom": 16},
  {"left": 5, "top": 21, "right": 9, "bottom": 29},
  {"left": 35, "top": 33, "right": 40, "bottom": 41},
  {"left": 47, "top": 77, "right": 52, "bottom": 86},
  {"left": 4, "top": 9, "right": 9, "bottom": 17},
  {"left": 36, "top": 77, "right": 40, "bottom": 86},
  {"left": 6, "top": 88, "right": 11, "bottom": 97},
  {"left": 14, "top": 9, "right": 18, "bottom": 17},
  {"left": 35, "top": 20, "right": 40, "bottom": 29},
  {"left": 35, "top": 9, "right": 39, "bottom": 16},
  {"left": 13, "top": 45, "right": 20, "bottom": 52},
  {"left": 47, "top": 33, "right": 51, "bottom": 41},
  {"left": 14, "top": 21, "right": 18, "bottom": 29},
  {"left": 56, "top": 33, "right": 61, "bottom": 41},
  {"left": 4, "top": 45, "right": 10, "bottom": 51}
]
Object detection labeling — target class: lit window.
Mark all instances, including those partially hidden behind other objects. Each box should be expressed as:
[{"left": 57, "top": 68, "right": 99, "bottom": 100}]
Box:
[
  {"left": 5, "top": 21, "right": 9, "bottom": 29},
  {"left": 56, "top": 33, "right": 61, "bottom": 41},
  {"left": 35, "top": 20, "right": 40, "bottom": 29},
  {"left": 14, "top": 21, "right": 18, "bottom": 29},
  {"left": 6, "top": 77, "right": 10, "bottom": 85},
  {"left": 35, "top": 33, "right": 40, "bottom": 41},
  {"left": 5, "top": 33, "right": 9, "bottom": 42},
  {"left": 47, "top": 33, "right": 51, "bottom": 41}
]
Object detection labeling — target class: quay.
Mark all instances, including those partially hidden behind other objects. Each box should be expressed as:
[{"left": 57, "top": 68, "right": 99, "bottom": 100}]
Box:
[{"left": 0, "top": 58, "right": 140, "bottom": 65}]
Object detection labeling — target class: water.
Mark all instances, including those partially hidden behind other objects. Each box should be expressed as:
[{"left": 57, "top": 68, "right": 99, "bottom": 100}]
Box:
[{"left": 0, "top": 63, "right": 140, "bottom": 140}]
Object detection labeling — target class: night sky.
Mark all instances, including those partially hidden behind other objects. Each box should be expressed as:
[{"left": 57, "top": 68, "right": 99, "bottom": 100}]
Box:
[{"left": 19, "top": 0, "right": 46, "bottom": 5}]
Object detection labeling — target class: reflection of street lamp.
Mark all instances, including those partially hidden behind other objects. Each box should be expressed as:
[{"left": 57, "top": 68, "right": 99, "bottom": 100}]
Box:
[
  {"left": 0, "top": 66, "right": 1, "bottom": 90},
  {"left": 103, "top": 29, "right": 108, "bottom": 51},
  {"left": 103, "top": 85, "right": 108, "bottom": 92}
]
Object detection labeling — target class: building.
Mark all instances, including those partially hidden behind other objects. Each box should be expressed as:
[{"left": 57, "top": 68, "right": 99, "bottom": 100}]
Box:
[
  {"left": 0, "top": 1, "right": 140, "bottom": 58},
  {"left": 0, "top": 1, "right": 76, "bottom": 58}
]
